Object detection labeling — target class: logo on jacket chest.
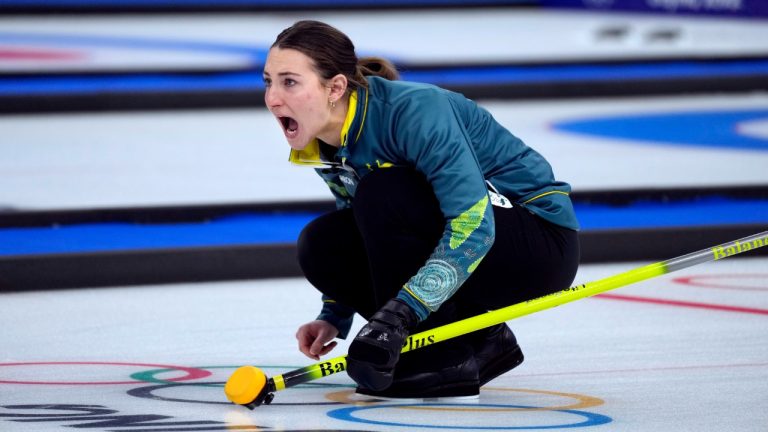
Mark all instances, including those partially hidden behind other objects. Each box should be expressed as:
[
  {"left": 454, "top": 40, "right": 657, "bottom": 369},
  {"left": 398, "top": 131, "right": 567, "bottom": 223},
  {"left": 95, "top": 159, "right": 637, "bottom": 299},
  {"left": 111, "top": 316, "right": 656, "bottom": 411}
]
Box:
[{"left": 339, "top": 172, "right": 358, "bottom": 197}]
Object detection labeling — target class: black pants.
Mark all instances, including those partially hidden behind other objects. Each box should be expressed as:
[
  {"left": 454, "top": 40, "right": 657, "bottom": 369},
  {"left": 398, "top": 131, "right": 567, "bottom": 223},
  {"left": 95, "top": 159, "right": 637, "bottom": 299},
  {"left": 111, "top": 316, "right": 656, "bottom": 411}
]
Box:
[{"left": 297, "top": 168, "right": 580, "bottom": 332}]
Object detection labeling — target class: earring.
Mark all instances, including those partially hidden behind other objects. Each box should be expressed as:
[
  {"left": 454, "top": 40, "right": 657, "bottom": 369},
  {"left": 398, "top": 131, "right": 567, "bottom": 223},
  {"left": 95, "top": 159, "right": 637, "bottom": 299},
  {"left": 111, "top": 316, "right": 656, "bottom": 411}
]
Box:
[{"left": 329, "top": 99, "right": 336, "bottom": 109}]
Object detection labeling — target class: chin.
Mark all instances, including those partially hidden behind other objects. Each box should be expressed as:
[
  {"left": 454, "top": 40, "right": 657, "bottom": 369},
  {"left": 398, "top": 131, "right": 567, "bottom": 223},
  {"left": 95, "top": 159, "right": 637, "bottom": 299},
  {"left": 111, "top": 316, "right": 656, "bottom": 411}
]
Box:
[{"left": 288, "top": 138, "right": 311, "bottom": 151}]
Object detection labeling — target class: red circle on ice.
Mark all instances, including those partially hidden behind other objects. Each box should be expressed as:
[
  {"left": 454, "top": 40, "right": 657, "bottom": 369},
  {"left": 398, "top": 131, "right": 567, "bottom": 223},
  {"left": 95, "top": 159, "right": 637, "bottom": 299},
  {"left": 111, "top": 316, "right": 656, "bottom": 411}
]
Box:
[
  {"left": 0, "top": 361, "right": 211, "bottom": 385},
  {"left": 0, "top": 48, "right": 83, "bottom": 60}
]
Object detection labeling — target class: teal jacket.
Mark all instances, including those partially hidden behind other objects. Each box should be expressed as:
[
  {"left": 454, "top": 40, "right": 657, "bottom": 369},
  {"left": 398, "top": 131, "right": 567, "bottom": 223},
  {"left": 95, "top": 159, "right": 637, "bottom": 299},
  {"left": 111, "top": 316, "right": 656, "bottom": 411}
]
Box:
[{"left": 291, "top": 76, "right": 578, "bottom": 338}]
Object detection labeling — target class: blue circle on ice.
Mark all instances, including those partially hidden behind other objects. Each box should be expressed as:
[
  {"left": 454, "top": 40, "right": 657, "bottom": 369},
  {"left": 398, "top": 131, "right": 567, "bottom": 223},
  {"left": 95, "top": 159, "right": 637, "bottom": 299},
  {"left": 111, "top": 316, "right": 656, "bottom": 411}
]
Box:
[
  {"left": 327, "top": 403, "right": 613, "bottom": 429},
  {"left": 552, "top": 109, "right": 768, "bottom": 151}
]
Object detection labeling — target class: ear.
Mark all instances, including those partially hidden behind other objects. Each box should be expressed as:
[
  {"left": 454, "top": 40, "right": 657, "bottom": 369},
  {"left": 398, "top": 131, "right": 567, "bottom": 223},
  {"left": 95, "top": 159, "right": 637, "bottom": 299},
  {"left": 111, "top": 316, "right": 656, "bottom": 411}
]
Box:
[{"left": 327, "top": 73, "right": 348, "bottom": 104}]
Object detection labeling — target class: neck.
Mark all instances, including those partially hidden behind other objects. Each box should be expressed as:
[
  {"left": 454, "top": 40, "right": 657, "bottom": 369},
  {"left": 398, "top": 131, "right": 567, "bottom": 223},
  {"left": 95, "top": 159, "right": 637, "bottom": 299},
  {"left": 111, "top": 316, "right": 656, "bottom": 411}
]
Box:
[{"left": 317, "top": 94, "right": 350, "bottom": 148}]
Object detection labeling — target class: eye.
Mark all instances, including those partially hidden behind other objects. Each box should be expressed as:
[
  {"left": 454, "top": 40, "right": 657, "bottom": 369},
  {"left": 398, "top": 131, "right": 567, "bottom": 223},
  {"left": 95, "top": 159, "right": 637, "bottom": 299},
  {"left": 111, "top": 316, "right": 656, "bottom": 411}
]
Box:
[
  {"left": 263, "top": 77, "right": 272, "bottom": 87},
  {"left": 284, "top": 78, "right": 296, "bottom": 87}
]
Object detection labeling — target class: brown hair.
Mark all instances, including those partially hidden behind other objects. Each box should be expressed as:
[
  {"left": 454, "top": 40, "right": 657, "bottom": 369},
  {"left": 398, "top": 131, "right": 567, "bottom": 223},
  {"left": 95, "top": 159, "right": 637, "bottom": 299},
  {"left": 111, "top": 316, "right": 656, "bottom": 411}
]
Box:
[{"left": 271, "top": 20, "right": 399, "bottom": 92}]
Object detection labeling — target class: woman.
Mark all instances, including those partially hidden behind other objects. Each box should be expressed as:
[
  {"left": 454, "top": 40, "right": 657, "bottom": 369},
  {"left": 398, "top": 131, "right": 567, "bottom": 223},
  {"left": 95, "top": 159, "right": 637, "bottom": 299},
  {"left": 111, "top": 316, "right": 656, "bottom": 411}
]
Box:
[{"left": 264, "top": 20, "right": 580, "bottom": 399}]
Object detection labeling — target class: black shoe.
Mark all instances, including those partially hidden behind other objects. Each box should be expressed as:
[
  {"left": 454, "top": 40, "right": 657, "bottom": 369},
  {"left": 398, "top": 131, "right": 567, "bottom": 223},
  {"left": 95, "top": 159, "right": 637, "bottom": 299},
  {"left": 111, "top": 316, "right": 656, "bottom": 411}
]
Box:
[
  {"left": 355, "top": 339, "right": 480, "bottom": 399},
  {"left": 473, "top": 324, "right": 524, "bottom": 386}
]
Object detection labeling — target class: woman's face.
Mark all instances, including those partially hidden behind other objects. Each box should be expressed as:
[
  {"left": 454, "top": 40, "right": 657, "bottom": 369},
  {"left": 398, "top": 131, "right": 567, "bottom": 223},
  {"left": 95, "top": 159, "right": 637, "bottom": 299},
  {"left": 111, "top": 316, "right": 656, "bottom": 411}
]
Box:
[{"left": 263, "top": 47, "right": 334, "bottom": 150}]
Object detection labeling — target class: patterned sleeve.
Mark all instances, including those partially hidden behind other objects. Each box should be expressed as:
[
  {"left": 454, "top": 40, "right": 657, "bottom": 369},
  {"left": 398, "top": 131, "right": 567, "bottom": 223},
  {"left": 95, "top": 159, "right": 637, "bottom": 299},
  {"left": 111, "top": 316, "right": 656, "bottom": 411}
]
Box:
[{"left": 391, "top": 90, "right": 495, "bottom": 320}]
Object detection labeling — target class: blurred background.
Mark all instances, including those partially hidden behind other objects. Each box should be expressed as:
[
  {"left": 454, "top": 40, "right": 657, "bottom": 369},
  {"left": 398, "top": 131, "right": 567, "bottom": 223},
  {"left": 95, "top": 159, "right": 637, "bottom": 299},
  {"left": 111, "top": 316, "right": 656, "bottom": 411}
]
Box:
[{"left": 1, "top": 0, "right": 767, "bottom": 290}]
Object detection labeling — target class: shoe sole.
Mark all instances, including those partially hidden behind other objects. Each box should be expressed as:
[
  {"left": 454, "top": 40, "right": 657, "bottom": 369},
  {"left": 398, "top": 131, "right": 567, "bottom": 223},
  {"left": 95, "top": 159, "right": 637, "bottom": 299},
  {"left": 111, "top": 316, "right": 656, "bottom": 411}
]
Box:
[
  {"left": 353, "top": 392, "right": 481, "bottom": 402},
  {"left": 356, "top": 379, "right": 480, "bottom": 400},
  {"left": 355, "top": 384, "right": 480, "bottom": 402},
  {"left": 479, "top": 345, "right": 524, "bottom": 387}
]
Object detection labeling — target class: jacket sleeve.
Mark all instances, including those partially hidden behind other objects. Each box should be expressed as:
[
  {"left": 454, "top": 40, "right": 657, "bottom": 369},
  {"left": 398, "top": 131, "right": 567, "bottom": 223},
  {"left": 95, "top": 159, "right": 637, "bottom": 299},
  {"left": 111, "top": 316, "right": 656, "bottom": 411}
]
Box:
[
  {"left": 316, "top": 294, "right": 355, "bottom": 339},
  {"left": 312, "top": 168, "right": 354, "bottom": 336},
  {"left": 390, "top": 91, "right": 495, "bottom": 319}
]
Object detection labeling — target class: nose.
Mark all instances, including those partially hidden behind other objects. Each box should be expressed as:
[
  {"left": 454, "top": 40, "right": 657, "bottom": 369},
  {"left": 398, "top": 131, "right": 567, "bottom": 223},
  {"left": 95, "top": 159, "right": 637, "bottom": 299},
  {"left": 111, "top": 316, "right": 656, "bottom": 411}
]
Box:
[{"left": 264, "top": 87, "right": 282, "bottom": 109}]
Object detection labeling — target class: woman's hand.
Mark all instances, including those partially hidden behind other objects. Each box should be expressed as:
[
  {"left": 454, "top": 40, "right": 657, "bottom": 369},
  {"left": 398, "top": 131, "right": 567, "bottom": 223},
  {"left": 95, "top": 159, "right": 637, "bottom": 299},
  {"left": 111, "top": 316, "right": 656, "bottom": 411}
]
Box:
[
  {"left": 346, "top": 298, "right": 418, "bottom": 391},
  {"left": 296, "top": 320, "right": 339, "bottom": 360}
]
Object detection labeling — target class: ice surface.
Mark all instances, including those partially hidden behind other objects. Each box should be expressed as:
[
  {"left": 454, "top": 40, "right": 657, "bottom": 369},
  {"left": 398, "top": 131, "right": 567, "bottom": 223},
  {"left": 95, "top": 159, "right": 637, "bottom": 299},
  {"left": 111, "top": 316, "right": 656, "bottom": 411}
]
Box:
[{"left": 2, "top": 257, "right": 766, "bottom": 431}]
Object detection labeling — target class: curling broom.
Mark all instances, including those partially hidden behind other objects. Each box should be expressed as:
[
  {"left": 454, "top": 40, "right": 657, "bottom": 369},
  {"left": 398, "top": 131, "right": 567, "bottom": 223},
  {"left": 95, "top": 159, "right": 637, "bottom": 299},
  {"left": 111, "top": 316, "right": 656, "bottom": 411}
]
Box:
[{"left": 225, "top": 230, "right": 768, "bottom": 409}]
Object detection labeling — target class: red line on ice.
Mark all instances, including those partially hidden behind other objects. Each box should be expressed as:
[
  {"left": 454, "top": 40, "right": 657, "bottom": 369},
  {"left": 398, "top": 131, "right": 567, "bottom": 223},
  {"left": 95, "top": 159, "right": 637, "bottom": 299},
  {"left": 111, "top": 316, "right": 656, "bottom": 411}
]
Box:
[
  {"left": 672, "top": 274, "right": 768, "bottom": 292},
  {"left": 595, "top": 293, "right": 768, "bottom": 315}
]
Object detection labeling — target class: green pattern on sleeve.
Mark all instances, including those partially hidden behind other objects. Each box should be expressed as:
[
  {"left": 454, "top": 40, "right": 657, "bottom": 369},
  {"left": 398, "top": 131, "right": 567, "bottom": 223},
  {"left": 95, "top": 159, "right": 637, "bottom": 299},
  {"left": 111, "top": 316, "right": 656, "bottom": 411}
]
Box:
[
  {"left": 467, "top": 256, "right": 484, "bottom": 273},
  {"left": 449, "top": 196, "right": 488, "bottom": 250}
]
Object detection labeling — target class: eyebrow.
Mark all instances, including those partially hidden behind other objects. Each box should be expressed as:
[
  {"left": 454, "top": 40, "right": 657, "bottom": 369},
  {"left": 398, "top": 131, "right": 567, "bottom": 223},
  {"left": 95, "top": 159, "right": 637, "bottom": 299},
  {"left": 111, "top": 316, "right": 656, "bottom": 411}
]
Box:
[{"left": 262, "top": 71, "right": 301, "bottom": 77}]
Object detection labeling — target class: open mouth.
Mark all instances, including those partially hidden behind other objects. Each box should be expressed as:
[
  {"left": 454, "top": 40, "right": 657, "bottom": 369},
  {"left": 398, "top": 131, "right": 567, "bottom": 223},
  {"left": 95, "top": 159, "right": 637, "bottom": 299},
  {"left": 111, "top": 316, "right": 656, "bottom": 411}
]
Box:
[{"left": 279, "top": 116, "right": 299, "bottom": 139}]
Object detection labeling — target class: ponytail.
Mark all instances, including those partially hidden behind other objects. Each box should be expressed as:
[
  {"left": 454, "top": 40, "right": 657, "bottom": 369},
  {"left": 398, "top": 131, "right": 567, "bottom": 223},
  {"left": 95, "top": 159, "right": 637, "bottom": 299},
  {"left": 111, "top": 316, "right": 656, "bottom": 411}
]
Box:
[
  {"left": 359, "top": 56, "right": 400, "bottom": 80},
  {"left": 350, "top": 56, "right": 399, "bottom": 90}
]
